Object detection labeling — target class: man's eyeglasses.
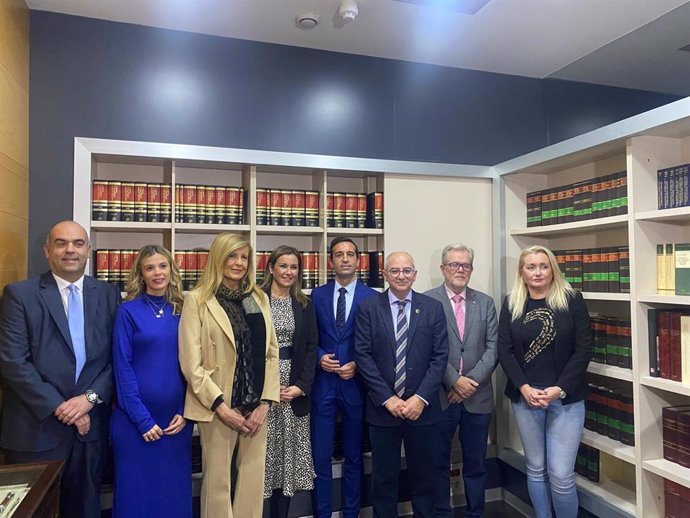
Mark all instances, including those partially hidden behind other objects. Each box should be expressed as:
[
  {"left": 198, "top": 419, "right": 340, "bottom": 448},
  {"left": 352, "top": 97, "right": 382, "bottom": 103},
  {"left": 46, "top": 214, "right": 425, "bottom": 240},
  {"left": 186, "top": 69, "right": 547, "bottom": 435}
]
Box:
[
  {"left": 386, "top": 268, "right": 416, "bottom": 277},
  {"left": 443, "top": 262, "right": 473, "bottom": 272}
]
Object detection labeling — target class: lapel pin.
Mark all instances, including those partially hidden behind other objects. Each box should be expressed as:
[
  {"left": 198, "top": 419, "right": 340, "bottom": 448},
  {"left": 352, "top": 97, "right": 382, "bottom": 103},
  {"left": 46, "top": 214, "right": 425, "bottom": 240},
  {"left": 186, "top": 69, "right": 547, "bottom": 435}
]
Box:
[{"left": 415, "top": 308, "right": 420, "bottom": 314}]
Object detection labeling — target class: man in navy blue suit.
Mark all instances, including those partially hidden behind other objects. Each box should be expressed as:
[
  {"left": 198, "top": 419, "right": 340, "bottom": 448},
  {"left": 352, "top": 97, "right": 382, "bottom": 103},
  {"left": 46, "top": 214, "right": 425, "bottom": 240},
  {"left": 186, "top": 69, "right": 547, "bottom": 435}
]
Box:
[
  {"left": 355, "top": 251, "right": 448, "bottom": 518},
  {"left": 311, "top": 237, "right": 377, "bottom": 518},
  {"left": 0, "top": 221, "right": 119, "bottom": 518}
]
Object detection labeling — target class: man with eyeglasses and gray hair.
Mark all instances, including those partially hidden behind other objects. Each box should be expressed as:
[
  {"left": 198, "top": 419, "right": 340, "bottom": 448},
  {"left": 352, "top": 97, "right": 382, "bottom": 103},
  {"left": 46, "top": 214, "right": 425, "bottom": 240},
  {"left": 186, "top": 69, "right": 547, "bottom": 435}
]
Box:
[
  {"left": 355, "top": 251, "right": 448, "bottom": 518},
  {"left": 425, "top": 243, "right": 498, "bottom": 518}
]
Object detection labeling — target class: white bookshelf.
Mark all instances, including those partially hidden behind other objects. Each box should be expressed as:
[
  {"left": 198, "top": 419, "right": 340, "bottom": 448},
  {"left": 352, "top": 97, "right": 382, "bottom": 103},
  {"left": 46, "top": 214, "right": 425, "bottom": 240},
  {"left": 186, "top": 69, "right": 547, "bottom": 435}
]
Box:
[{"left": 495, "top": 97, "right": 690, "bottom": 518}]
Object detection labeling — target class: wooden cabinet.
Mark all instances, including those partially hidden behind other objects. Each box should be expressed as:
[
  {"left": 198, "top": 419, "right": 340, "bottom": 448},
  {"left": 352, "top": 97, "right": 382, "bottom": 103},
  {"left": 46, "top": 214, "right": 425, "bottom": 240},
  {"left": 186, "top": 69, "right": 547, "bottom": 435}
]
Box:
[{"left": 0, "top": 461, "right": 62, "bottom": 518}]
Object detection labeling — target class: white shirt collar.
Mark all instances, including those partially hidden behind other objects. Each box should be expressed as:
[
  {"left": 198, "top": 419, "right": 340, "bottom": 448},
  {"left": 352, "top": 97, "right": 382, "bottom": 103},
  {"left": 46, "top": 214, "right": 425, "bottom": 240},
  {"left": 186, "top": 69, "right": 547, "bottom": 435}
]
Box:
[{"left": 52, "top": 273, "right": 85, "bottom": 292}]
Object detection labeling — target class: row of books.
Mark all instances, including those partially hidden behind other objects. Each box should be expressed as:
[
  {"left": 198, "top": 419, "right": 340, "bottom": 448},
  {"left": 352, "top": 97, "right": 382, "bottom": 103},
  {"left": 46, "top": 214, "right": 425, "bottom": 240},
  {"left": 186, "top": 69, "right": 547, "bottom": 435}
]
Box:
[
  {"left": 255, "top": 189, "right": 319, "bottom": 227},
  {"left": 657, "top": 243, "right": 690, "bottom": 296},
  {"left": 94, "top": 249, "right": 385, "bottom": 292},
  {"left": 648, "top": 309, "right": 690, "bottom": 382},
  {"left": 175, "top": 185, "right": 245, "bottom": 224},
  {"left": 575, "top": 443, "right": 600, "bottom": 482},
  {"left": 662, "top": 404, "right": 690, "bottom": 468},
  {"left": 585, "top": 382, "right": 634, "bottom": 446},
  {"left": 255, "top": 190, "right": 384, "bottom": 229},
  {"left": 553, "top": 247, "right": 630, "bottom": 293},
  {"left": 590, "top": 316, "right": 632, "bottom": 369},
  {"left": 665, "top": 478, "right": 690, "bottom": 518},
  {"left": 525, "top": 171, "right": 627, "bottom": 227},
  {"left": 92, "top": 181, "right": 172, "bottom": 223},
  {"left": 658, "top": 163, "right": 690, "bottom": 210}
]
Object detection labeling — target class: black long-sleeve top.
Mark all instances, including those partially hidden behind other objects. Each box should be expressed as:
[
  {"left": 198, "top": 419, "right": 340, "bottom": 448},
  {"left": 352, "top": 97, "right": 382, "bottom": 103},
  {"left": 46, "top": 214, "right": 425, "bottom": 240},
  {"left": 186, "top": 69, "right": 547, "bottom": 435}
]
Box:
[{"left": 497, "top": 291, "right": 593, "bottom": 404}]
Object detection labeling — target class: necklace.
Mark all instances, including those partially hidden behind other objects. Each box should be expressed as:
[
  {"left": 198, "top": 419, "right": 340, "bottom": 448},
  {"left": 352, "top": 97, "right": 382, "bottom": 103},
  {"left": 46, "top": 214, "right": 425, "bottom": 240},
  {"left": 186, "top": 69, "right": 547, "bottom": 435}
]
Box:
[{"left": 144, "top": 296, "right": 167, "bottom": 318}]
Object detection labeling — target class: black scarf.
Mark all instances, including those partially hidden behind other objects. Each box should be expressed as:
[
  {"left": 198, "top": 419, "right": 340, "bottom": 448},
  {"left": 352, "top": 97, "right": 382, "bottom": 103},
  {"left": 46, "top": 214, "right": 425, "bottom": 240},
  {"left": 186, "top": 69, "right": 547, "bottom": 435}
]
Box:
[{"left": 215, "top": 285, "right": 267, "bottom": 412}]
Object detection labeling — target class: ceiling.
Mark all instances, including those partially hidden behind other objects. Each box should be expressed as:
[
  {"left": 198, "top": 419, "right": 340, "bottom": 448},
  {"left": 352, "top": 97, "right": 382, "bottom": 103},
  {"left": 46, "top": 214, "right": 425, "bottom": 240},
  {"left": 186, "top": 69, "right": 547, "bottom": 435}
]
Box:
[{"left": 26, "top": 0, "right": 690, "bottom": 96}]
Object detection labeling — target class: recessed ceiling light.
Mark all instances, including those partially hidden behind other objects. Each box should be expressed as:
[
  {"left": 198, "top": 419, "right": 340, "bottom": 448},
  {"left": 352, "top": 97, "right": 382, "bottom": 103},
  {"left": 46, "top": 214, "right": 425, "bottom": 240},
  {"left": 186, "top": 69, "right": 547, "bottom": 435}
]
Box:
[{"left": 296, "top": 13, "right": 319, "bottom": 29}]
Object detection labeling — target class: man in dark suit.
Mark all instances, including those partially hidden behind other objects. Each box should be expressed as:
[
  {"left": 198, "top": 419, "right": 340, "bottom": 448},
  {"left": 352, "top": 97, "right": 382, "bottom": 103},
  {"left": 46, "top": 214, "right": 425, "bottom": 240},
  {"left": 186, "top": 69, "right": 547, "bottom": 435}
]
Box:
[
  {"left": 311, "top": 237, "right": 377, "bottom": 518},
  {"left": 355, "top": 251, "right": 448, "bottom": 518},
  {"left": 425, "top": 244, "right": 498, "bottom": 518},
  {"left": 0, "top": 220, "right": 119, "bottom": 518}
]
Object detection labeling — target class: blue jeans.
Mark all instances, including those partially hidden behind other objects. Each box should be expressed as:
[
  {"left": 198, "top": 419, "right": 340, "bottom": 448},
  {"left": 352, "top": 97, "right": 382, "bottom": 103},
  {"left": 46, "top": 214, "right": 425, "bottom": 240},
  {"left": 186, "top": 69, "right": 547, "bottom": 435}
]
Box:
[{"left": 511, "top": 399, "right": 584, "bottom": 518}]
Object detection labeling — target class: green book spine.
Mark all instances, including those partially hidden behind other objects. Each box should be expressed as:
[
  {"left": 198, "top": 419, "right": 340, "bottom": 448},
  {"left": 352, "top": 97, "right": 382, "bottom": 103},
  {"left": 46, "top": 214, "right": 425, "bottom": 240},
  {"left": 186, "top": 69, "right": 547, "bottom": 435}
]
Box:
[{"left": 676, "top": 243, "right": 690, "bottom": 295}]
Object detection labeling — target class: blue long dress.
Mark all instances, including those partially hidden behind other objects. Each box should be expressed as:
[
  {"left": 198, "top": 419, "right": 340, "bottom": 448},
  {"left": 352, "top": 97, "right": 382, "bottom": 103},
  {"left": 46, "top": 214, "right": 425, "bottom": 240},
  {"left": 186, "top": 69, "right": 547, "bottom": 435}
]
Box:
[{"left": 111, "top": 295, "right": 192, "bottom": 518}]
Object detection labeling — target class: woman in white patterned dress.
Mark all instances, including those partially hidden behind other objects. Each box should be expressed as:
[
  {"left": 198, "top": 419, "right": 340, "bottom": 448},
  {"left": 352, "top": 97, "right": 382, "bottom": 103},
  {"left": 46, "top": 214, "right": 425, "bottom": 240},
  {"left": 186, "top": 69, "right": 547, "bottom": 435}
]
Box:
[{"left": 261, "top": 245, "right": 318, "bottom": 518}]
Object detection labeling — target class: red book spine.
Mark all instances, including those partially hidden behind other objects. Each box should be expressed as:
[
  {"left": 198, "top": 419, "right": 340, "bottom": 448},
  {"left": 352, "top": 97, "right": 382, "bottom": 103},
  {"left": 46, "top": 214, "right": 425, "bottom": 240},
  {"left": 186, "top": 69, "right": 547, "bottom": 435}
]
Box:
[
  {"left": 160, "top": 184, "right": 172, "bottom": 223},
  {"left": 147, "top": 183, "right": 161, "bottom": 223},
  {"left": 185, "top": 185, "right": 199, "bottom": 224},
  {"left": 269, "top": 189, "right": 282, "bottom": 226},
  {"left": 214, "top": 186, "right": 226, "bottom": 225},
  {"left": 135, "top": 182, "right": 148, "bottom": 222},
  {"left": 203, "top": 186, "right": 214, "bottom": 225},
  {"left": 659, "top": 311, "right": 672, "bottom": 379},
  {"left": 174, "top": 184, "right": 183, "bottom": 223},
  {"left": 92, "top": 180, "right": 109, "bottom": 221},
  {"left": 108, "top": 249, "right": 122, "bottom": 291},
  {"left": 305, "top": 190, "right": 319, "bottom": 227},
  {"left": 665, "top": 478, "right": 682, "bottom": 518},
  {"left": 281, "top": 189, "right": 291, "bottom": 227},
  {"left": 121, "top": 249, "right": 136, "bottom": 288},
  {"left": 357, "top": 193, "right": 367, "bottom": 228},
  {"left": 228, "top": 187, "right": 241, "bottom": 225},
  {"left": 678, "top": 411, "right": 690, "bottom": 468},
  {"left": 345, "top": 193, "right": 359, "bottom": 228},
  {"left": 256, "top": 188, "right": 268, "bottom": 225},
  {"left": 108, "top": 181, "right": 122, "bottom": 221},
  {"left": 326, "top": 192, "right": 334, "bottom": 227},
  {"left": 334, "top": 193, "right": 346, "bottom": 228},
  {"left": 120, "top": 182, "right": 135, "bottom": 222},
  {"left": 238, "top": 187, "right": 245, "bottom": 224},
  {"left": 672, "top": 312, "right": 686, "bottom": 382},
  {"left": 95, "top": 249, "right": 109, "bottom": 283},
  {"left": 291, "top": 190, "right": 306, "bottom": 226},
  {"left": 186, "top": 251, "right": 198, "bottom": 290},
  {"left": 195, "top": 184, "right": 206, "bottom": 224}
]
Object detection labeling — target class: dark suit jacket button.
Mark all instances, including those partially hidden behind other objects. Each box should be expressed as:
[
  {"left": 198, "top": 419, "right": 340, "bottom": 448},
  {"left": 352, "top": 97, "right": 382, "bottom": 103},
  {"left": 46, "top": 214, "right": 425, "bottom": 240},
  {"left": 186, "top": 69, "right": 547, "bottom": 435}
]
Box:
[{"left": 461, "top": 348, "right": 465, "bottom": 352}]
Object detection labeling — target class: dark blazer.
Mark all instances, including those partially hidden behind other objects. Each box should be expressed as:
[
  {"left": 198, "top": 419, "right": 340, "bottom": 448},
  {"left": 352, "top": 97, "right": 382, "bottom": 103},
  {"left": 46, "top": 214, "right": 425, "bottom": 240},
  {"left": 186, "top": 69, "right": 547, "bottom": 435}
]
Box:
[
  {"left": 354, "top": 290, "right": 449, "bottom": 427},
  {"left": 497, "top": 291, "right": 593, "bottom": 405},
  {"left": 0, "top": 272, "right": 119, "bottom": 452},
  {"left": 424, "top": 285, "right": 498, "bottom": 414},
  {"left": 311, "top": 280, "right": 377, "bottom": 406},
  {"left": 264, "top": 289, "right": 318, "bottom": 417}
]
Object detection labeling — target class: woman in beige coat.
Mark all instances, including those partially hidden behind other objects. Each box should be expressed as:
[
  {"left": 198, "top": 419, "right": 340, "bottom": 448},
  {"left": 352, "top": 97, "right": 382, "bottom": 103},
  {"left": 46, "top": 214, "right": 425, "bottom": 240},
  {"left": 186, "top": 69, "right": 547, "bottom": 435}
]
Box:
[{"left": 179, "top": 233, "right": 279, "bottom": 518}]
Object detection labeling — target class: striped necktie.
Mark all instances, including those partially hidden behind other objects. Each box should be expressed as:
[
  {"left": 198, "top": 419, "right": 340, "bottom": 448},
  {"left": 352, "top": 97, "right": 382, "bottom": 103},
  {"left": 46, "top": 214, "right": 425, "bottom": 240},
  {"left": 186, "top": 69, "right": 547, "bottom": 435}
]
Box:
[{"left": 394, "top": 299, "right": 409, "bottom": 397}]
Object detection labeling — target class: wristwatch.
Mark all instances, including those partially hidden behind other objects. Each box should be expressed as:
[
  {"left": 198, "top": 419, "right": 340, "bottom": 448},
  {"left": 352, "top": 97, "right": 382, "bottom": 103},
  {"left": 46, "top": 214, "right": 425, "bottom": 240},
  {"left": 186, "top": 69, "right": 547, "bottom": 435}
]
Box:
[
  {"left": 558, "top": 388, "right": 567, "bottom": 400},
  {"left": 85, "top": 390, "right": 101, "bottom": 405}
]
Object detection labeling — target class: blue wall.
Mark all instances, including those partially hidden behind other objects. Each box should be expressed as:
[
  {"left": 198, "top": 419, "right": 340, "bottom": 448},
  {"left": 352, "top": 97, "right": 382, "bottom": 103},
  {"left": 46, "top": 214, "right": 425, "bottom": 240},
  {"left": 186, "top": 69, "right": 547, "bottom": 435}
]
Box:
[{"left": 28, "top": 11, "right": 678, "bottom": 273}]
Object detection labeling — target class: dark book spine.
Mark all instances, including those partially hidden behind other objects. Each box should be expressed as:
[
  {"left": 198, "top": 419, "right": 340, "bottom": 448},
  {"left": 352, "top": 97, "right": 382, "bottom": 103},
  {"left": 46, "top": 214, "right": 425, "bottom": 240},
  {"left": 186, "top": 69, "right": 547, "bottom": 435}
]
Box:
[
  {"left": 608, "top": 247, "right": 620, "bottom": 293},
  {"left": 586, "top": 445, "right": 600, "bottom": 482},
  {"left": 619, "top": 246, "right": 630, "bottom": 293},
  {"left": 649, "top": 308, "right": 660, "bottom": 377},
  {"left": 619, "top": 392, "right": 634, "bottom": 446}
]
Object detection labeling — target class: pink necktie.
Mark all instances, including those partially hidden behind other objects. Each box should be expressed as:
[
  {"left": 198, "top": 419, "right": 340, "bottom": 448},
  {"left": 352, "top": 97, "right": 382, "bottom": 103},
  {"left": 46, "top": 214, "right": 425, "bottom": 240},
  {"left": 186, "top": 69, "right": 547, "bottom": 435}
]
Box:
[{"left": 453, "top": 294, "right": 465, "bottom": 374}]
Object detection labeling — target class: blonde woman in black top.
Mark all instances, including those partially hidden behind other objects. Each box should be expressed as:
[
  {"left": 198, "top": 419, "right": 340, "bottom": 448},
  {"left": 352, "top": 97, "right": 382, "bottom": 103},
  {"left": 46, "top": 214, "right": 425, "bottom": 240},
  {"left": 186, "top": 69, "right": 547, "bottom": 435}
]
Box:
[{"left": 498, "top": 245, "right": 592, "bottom": 518}]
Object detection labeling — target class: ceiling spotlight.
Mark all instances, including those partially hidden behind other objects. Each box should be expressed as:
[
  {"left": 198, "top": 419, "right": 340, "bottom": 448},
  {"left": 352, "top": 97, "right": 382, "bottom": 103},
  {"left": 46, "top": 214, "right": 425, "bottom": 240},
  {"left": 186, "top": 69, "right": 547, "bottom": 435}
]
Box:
[
  {"left": 296, "top": 12, "right": 319, "bottom": 29},
  {"left": 338, "top": 0, "right": 358, "bottom": 23}
]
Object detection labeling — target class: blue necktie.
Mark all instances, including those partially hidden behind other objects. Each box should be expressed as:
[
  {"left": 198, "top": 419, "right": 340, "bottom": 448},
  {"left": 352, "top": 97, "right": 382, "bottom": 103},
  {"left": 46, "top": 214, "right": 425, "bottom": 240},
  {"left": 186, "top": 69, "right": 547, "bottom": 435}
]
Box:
[
  {"left": 336, "top": 287, "right": 347, "bottom": 333},
  {"left": 68, "top": 284, "right": 86, "bottom": 382},
  {"left": 394, "top": 300, "right": 409, "bottom": 397}
]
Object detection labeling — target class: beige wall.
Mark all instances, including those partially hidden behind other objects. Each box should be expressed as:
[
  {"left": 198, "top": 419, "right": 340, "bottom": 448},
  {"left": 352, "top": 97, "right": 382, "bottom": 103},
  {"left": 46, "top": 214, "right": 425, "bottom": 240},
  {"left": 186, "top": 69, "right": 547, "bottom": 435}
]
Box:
[{"left": 0, "top": 0, "right": 29, "bottom": 292}]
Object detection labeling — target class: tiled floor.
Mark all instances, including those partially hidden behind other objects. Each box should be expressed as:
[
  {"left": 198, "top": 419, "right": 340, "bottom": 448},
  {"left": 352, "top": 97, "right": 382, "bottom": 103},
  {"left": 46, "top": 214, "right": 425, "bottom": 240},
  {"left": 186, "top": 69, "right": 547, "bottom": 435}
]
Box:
[{"left": 453, "top": 501, "right": 526, "bottom": 517}]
